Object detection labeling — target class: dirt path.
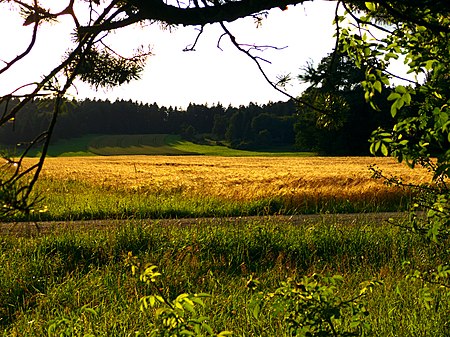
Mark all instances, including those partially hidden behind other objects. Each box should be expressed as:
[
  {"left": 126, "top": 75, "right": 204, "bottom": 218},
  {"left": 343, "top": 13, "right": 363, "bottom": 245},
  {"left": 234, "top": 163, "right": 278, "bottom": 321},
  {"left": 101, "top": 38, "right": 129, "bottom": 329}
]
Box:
[{"left": 0, "top": 212, "right": 410, "bottom": 237}]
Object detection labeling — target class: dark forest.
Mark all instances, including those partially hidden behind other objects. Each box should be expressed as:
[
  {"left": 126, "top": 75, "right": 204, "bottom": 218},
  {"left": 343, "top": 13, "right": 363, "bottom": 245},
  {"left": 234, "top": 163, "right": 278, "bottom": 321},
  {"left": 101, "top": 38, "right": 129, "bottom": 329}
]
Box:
[{"left": 0, "top": 97, "right": 391, "bottom": 155}]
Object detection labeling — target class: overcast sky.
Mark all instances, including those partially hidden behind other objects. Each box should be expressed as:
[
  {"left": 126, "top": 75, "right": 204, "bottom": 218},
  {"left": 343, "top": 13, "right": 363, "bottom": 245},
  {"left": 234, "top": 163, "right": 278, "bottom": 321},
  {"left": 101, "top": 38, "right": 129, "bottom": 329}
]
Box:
[{"left": 0, "top": 1, "right": 338, "bottom": 108}]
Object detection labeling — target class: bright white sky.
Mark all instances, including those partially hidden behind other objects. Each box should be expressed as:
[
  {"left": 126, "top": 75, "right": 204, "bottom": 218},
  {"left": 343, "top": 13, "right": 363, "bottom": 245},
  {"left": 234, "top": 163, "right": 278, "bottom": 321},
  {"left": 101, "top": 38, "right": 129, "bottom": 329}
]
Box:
[{"left": 0, "top": 1, "right": 338, "bottom": 108}]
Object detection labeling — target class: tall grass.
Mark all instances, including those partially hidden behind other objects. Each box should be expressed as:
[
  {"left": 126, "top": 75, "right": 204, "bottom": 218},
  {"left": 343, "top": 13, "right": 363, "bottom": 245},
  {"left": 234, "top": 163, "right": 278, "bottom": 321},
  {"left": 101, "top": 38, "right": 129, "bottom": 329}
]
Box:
[
  {"left": 26, "top": 179, "right": 410, "bottom": 222},
  {"left": 1, "top": 217, "right": 449, "bottom": 336}
]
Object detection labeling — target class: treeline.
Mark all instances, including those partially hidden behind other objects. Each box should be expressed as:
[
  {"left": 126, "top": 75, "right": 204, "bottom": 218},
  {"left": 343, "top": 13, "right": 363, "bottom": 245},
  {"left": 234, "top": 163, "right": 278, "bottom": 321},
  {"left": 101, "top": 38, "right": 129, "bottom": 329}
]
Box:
[
  {"left": 0, "top": 99, "right": 298, "bottom": 148},
  {"left": 0, "top": 95, "right": 393, "bottom": 155}
]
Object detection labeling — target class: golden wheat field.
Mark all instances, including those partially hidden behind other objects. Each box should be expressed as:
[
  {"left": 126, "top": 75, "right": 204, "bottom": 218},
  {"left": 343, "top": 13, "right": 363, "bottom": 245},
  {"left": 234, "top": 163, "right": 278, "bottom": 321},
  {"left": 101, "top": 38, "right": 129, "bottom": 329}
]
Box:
[{"left": 23, "top": 156, "right": 431, "bottom": 207}]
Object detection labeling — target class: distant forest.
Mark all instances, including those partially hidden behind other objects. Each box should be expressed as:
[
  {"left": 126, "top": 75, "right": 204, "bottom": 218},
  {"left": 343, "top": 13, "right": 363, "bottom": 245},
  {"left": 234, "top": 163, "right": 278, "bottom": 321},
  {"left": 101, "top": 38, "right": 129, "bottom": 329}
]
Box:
[{"left": 0, "top": 96, "right": 392, "bottom": 155}]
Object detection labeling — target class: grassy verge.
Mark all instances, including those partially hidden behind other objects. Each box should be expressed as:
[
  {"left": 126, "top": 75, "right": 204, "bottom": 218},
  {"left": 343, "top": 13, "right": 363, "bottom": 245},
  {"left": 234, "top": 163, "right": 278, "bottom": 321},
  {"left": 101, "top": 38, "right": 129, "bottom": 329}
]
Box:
[{"left": 1, "top": 217, "right": 448, "bottom": 336}]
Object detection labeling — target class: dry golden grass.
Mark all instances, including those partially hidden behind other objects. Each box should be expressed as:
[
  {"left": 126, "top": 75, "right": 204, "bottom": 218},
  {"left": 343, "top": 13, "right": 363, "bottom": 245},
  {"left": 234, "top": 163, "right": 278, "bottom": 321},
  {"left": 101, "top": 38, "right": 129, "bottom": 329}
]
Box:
[{"left": 23, "top": 156, "right": 431, "bottom": 207}]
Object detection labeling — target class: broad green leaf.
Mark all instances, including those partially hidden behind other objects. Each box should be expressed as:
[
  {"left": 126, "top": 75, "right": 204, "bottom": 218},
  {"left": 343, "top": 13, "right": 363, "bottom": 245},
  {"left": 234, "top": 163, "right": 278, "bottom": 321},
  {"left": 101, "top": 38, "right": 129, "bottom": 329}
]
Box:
[
  {"left": 381, "top": 76, "right": 390, "bottom": 86},
  {"left": 391, "top": 104, "right": 398, "bottom": 117},
  {"left": 395, "top": 85, "right": 407, "bottom": 94},
  {"left": 402, "top": 92, "right": 411, "bottom": 105},
  {"left": 385, "top": 52, "right": 399, "bottom": 60},
  {"left": 387, "top": 92, "right": 401, "bottom": 101},
  {"left": 381, "top": 143, "right": 388, "bottom": 156},
  {"left": 374, "top": 141, "right": 381, "bottom": 152},
  {"left": 373, "top": 80, "right": 382, "bottom": 93}
]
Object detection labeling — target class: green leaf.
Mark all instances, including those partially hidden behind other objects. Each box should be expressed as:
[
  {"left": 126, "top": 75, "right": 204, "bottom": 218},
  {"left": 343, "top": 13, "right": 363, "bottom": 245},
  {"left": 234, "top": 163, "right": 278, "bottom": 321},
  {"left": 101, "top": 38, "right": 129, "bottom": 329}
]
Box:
[
  {"left": 183, "top": 302, "right": 196, "bottom": 314},
  {"left": 141, "top": 298, "right": 149, "bottom": 310},
  {"left": 373, "top": 80, "right": 382, "bottom": 93},
  {"left": 385, "top": 52, "right": 399, "bottom": 60},
  {"left": 252, "top": 303, "right": 261, "bottom": 320},
  {"left": 191, "top": 297, "right": 205, "bottom": 307},
  {"left": 365, "top": 2, "right": 376, "bottom": 11},
  {"left": 402, "top": 92, "right": 412, "bottom": 105},
  {"left": 381, "top": 76, "right": 390, "bottom": 86},
  {"left": 370, "top": 100, "right": 380, "bottom": 111},
  {"left": 180, "top": 330, "right": 195, "bottom": 336},
  {"left": 369, "top": 142, "right": 376, "bottom": 155},
  {"left": 374, "top": 141, "right": 381, "bottom": 153},
  {"left": 387, "top": 92, "right": 401, "bottom": 101},
  {"left": 202, "top": 322, "right": 214, "bottom": 335},
  {"left": 81, "top": 306, "right": 98, "bottom": 316},
  {"left": 391, "top": 103, "right": 398, "bottom": 117},
  {"left": 381, "top": 143, "right": 388, "bottom": 156},
  {"left": 395, "top": 85, "right": 407, "bottom": 94},
  {"left": 424, "top": 59, "right": 435, "bottom": 71}
]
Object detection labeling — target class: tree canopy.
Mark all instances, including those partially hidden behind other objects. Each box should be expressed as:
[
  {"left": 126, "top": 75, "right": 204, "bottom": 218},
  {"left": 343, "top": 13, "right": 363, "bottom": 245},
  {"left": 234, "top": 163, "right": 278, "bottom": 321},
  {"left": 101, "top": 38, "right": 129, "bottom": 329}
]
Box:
[{"left": 1, "top": 0, "right": 450, "bottom": 220}]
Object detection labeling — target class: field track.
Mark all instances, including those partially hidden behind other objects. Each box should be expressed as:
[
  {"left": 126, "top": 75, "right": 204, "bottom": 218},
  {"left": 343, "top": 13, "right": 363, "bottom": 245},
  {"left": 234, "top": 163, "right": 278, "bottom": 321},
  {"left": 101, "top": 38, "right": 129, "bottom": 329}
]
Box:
[{"left": 0, "top": 212, "right": 410, "bottom": 237}]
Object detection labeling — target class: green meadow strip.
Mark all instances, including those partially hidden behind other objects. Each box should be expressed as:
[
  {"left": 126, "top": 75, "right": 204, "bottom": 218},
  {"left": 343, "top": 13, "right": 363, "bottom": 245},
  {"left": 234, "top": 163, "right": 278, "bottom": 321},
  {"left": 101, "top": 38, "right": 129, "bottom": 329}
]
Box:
[
  {"left": 20, "top": 134, "right": 313, "bottom": 157},
  {"left": 1, "top": 218, "right": 448, "bottom": 336}
]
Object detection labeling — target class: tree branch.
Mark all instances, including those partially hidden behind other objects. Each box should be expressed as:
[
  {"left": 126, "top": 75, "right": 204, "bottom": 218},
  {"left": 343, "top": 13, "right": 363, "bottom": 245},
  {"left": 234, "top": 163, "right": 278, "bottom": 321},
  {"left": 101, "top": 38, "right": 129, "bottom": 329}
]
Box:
[
  {"left": 78, "top": 0, "right": 450, "bottom": 37},
  {"left": 377, "top": 0, "right": 450, "bottom": 33},
  {"left": 0, "top": 0, "right": 39, "bottom": 75},
  {"left": 183, "top": 25, "right": 204, "bottom": 51},
  {"left": 80, "top": 0, "right": 310, "bottom": 34},
  {"left": 219, "top": 22, "right": 325, "bottom": 113}
]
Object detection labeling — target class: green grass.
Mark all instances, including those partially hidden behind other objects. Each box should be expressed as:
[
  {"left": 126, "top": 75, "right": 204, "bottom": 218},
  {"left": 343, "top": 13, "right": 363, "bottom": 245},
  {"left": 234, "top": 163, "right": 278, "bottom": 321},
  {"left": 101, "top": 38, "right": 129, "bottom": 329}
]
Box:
[
  {"left": 7, "top": 134, "right": 313, "bottom": 157},
  {"left": 166, "top": 135, "right": 312, "bottom": 157},
  {"left": 88, "top": 134, "right": 197, "bottom": 156},
  {"left": 22, "top": 176, "right": 411, "bottom": 222},
  {"left": 3, "top": 135, "right": 96, "bottom": 157},
  {"left": 1, "top": 218, "right": 449, "bottom": 336},
  {"left": 46, "top": 135, "right": 97, "bottom": 156}
]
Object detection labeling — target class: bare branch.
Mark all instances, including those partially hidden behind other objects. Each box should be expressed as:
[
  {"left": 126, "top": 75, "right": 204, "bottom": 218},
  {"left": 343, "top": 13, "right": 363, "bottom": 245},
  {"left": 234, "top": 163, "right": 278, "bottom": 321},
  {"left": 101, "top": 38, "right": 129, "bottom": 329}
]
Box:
[
  {"left": 219, "top": 22, "right": 325, "bottom": 113},
  {"left": 99, "top": 40, "right": 153, "bottom": 61},
  {"left": 183, "top": 25, "right": 204, "bottom": 51},
  {"left": 0, "top": 0, "right": 39, "bottom": 75}
]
